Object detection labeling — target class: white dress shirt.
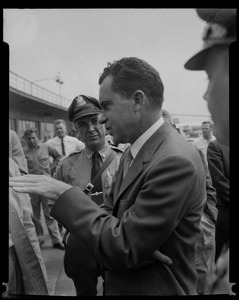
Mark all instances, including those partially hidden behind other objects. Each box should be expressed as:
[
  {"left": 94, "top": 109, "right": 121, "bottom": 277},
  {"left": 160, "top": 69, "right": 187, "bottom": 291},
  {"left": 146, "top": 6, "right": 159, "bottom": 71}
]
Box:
[
  {"left": 130, "top": 117, "right": 164, "bottom": 161},
  {"left": 46, "top": 135, "right": 85, "bottom": 158}
]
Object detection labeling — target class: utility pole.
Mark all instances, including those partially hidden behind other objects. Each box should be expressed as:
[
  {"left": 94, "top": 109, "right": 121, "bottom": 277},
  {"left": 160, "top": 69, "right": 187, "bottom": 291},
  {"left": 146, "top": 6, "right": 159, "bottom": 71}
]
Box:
[{"left": 33, "top": 72, "right": 64, "bottom": 97}]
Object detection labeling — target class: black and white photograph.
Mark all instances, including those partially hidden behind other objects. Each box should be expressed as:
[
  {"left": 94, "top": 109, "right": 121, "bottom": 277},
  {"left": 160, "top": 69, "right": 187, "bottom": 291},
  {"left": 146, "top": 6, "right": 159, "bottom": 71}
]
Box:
[{"left": 4, "top": 8, "right": 236, "bottom": 297}]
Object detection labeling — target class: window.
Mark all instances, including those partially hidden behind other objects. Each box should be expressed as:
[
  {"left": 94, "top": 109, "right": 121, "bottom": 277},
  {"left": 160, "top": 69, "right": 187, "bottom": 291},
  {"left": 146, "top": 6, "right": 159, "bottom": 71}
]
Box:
[
  {"left": 40, "top": 122, "right": 54, "bottom": 141},
  {"left": 18, "top": 120, "right": 39, "bottom": 139},
  {"left": 9, "top": 118, "right": 16, "bottom": 131}
]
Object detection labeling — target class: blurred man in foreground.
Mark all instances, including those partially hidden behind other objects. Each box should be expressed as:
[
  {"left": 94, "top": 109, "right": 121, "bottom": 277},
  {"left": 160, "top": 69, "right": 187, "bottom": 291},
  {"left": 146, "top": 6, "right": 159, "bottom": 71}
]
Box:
[
  {"left": 184, "top": 9, "right": 236, "bottom": 148},
  {"left": 184, "top": 8, "right": 236, "bottom": 294}
]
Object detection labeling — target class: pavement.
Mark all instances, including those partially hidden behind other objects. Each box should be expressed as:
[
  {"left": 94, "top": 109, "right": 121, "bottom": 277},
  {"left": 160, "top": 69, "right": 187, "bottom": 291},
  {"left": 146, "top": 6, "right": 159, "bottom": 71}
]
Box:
[{"left": 40, "top": 212, "right": 103, "bottom": 296}]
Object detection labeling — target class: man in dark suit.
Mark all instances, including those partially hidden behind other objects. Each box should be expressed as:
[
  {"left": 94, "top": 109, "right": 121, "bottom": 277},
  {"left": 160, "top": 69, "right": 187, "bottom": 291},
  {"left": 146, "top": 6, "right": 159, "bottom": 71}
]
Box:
[
  {"left": 207, "top": 140, "right": 229, "bottom": 261},
  {"left": 9, "top": 57, "right": 206, "bottom": 295}
]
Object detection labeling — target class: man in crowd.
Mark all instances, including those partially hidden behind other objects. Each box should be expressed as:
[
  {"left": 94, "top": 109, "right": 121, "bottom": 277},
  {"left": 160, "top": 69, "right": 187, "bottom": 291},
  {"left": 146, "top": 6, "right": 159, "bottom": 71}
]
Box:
[
  {"left": 184, "top": 8, "right": 236, "bottom": 294},
  {"left": 45, "top": 119, "right": 84, "bottom": 158},
  {"left": 54, "top": 94, "right": 123, "bottom": 295},
  {"left": 23, "top": 128, "right": 65, "bottom": 250},
  {"left": 192, "top": 121, "right": 215, "bottom": 165},
  {"left": 9, "top": 130, "right": 48, "bottom": 296},
  {"left": 10, "top": 57, "right": 206, "bottom": 295}
]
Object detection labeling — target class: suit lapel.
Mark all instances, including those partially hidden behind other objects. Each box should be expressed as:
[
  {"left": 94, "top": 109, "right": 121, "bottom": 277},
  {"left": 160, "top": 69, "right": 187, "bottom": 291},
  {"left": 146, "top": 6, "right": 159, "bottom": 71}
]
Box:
[{"left": 114, "top": 121, "right": 173, "bottom": 203}]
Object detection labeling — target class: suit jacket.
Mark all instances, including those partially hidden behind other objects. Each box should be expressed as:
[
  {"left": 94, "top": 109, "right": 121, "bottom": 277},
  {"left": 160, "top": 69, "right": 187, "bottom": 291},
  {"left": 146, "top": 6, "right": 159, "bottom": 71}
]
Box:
[
  {"left": 207, "top": 140, "right": 229, "bottom": 208},
  {"left": 51, "top": 121, "right": 206, "bottom": 295}
]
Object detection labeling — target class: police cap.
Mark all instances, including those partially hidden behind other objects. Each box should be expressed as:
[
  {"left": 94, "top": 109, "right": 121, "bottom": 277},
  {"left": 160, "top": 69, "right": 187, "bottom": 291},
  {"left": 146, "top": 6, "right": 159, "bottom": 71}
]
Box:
[
  {"left": 184, "top": 9, "right": 236, "bottom": 70},
  {"left": 68, "top": 95, "right": 102, "bottom": 122}
]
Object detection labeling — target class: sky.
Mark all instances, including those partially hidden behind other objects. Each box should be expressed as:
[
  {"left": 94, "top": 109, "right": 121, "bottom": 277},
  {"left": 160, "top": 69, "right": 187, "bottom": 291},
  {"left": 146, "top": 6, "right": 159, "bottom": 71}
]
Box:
[{"left": 4, "top": 8, "right": 211, "bottom": 124}]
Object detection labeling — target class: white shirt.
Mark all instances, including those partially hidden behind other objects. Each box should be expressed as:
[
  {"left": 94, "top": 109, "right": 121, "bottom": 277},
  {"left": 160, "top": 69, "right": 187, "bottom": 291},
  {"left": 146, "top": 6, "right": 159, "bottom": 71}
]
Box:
[
  {"left": 130, "top": 117, "right": 164, "bottom": 161},
  {"left": 45, "top": 135, "right": 85, "bottom": 158},
  {"left": 192, "top": 135, "right": 216, "bottom": 164}
]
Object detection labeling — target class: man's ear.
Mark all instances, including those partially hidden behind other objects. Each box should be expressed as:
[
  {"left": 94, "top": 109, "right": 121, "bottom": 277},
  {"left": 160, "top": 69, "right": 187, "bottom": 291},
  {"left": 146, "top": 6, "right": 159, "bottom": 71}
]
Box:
[{"left": 132, "top": 90, "right": 145, "bottom": 111}]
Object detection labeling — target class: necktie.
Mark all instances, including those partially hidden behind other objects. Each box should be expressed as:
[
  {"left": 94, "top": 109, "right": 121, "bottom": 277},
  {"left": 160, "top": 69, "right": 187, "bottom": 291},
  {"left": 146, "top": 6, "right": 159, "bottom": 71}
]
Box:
[
  {"left": 61, "top": 137, "right": 66, "bottom": 156},
  {"left": 9, "top": 190, "right": 48, "bottom": 295},
  {"left": 91, "top": 152, "right": 103, "bottom": 205},
  {"left": 123, "top": 148, "right": 133, "bottom": 178}
]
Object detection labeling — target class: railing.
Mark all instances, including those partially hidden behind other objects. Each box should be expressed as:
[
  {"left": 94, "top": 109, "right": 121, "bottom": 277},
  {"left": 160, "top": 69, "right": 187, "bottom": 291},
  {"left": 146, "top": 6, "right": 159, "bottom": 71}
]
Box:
[{"left": 9, "top": 71, "right": 72, "bottom": 109}]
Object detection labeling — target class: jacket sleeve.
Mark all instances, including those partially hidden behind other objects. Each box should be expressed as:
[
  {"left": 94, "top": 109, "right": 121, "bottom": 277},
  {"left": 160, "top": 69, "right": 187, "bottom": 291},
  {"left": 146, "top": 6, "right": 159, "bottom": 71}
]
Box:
[
  {"left": 207, "top": 141, "right": 229, "bottom": 204},
  {"left": 51, "top": 154, "right": 205, "bottom": 271},
  {"left": 9, "top": 158, "right": 48, "bottom": 283},
  {"left": 47, "top": 145, "right": 62, "bottom": 176},
  {"left": 9, "top": 130, "right": 28, "bottom": 175}
]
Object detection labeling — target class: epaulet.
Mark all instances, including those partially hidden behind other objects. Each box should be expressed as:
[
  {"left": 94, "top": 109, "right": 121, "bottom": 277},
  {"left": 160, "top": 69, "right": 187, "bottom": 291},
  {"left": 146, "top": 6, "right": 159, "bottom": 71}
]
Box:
[
  {"left": 53, "top": 149, "right": 82, "bottom": 178},
  {"left": 109, "top": 144, "right": 124, "bottom": 153},
  {"left": 66, "top": 149, "right": 83, "bottom": 158}
]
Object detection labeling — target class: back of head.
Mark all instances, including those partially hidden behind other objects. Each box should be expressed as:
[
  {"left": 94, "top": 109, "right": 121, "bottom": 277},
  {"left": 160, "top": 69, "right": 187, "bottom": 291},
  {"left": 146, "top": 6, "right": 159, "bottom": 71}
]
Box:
[
  {"left": 162, "top": 109, "right": 173, "bottom": 124},
  {"left": 99, "top": 57, "right": 164, "bottom": 108}
]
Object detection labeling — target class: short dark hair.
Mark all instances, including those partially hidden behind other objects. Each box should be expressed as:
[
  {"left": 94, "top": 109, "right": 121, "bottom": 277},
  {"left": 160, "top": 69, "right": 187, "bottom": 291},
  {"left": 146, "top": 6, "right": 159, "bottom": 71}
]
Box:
[
  {"left": 99, "top": 57, "right": 164, "bottom": 108},
  {"left": 24, "top": 128, "right": 38, "bottom": 138},
  {"left": 202, "top": 121, "right": 212, "bottom": 128}
]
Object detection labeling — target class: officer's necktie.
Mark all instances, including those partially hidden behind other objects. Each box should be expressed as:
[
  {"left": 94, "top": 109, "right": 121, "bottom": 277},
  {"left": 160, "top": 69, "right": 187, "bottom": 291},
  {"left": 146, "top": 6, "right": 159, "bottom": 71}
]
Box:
[
  {"left": 91, "top": 151, "right": 103, "bottom": 205},
  {"left": 61, "top": 137, "right": 66, "bottom": 156},
  {"left": 123, "top": 148, "right": 133, "bottom": 179},
  {"left": 9, "top": 190, "right": 48, "bottom": 295}
]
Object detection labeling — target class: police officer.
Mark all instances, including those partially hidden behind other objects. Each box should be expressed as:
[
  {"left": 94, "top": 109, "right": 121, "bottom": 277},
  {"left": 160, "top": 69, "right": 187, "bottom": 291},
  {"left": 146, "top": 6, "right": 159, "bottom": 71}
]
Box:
[{"left": 53, "top": 94, "right": 123, "bottom": 296}]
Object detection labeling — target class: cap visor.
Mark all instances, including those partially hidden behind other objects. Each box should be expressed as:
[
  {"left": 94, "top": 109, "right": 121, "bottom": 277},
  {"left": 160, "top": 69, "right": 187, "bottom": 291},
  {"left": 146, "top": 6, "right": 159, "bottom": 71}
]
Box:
[
  {"left": 185, "top": 40, "right": 231, "bottom": 70},
  {"left": 73, "top": 111, "right": 101, "bottom": 122},
  {"left": 184, "top": 47, "right": 210, "bottom": 70}
]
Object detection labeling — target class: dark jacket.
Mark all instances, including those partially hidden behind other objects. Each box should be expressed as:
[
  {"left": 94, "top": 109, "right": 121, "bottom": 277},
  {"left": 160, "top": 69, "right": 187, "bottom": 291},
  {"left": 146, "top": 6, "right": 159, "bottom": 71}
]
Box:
[{"left": 207, "top": 140, "right": 229, "bottom": 208}]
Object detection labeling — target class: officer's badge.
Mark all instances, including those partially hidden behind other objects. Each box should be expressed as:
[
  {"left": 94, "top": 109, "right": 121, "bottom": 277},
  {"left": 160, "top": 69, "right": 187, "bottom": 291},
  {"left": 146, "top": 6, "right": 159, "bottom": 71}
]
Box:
[
  {"left": 75, "top": 95, "right": 87, "bottom": 107},
  {"left": 105, "top": 173, "right": 113, "bottom": 188}
]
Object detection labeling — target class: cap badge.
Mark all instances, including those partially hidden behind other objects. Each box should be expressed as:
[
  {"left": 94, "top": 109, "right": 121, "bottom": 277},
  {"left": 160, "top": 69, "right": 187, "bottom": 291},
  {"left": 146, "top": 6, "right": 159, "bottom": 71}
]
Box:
[
  {"left": 202, "top": 23, "right": 228, "bottom": 41},
  {"left": 75, "top": 95, "right": 87, "bottom": 107}
]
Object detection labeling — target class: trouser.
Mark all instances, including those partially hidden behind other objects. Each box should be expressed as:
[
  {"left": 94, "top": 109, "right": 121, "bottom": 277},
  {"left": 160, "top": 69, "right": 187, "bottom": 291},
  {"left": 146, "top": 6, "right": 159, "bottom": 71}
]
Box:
[
  {"left": 30, "top": 194, "right": 62, "bottom": 245},
  {"left": 64, "top": 233, "right": 103, "bottom": 296},
  {"left": 215, "top": 206, "right": 229, "bottom": 262},
  {"left": 196, "top": 213, "right": 216, "bottom": 295},
  {"left": 8, "top": 246, "right": 25, "bottom": 295}
]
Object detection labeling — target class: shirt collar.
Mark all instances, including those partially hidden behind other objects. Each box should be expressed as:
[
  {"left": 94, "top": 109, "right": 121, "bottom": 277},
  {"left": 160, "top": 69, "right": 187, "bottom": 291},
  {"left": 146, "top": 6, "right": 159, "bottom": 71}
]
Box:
[
  {"left": 131, "top": 116, "right": 164, "bottom": 160},
  {"left": 26, "top": 142, "right": 40, "bottom": 150},
  {"left": 84, "top": 142, "right": 111, "bottom": 161}
]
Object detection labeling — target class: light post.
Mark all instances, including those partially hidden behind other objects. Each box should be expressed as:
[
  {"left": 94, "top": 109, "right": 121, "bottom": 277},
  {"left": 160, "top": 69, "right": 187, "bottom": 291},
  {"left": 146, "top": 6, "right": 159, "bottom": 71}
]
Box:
[
  {"left": 55, "top": 72, "right": 64, "bottom": 98},
  {"left": 32, "top": 72, "right": 64, "bottom": 97}
]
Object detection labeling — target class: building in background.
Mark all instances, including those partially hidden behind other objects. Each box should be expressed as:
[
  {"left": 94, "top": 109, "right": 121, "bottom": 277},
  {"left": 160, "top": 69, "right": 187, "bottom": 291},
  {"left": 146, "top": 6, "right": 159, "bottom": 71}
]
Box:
[{"left": 9, "top": 71, "right": 74, "bottom": 143}]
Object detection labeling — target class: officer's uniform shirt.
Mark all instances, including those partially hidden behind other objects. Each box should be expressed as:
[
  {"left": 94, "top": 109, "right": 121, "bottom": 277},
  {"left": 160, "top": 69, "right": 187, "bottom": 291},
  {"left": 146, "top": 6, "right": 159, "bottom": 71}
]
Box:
[{"left": 53, "top": 142, "right": 122, "bottom": 209}]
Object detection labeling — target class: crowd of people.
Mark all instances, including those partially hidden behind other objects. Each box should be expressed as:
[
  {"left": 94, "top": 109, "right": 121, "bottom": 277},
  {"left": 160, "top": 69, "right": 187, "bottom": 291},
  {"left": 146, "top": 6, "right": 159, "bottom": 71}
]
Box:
[{"left": 7, "top": 8, "right": 235, "bottom": 297}]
